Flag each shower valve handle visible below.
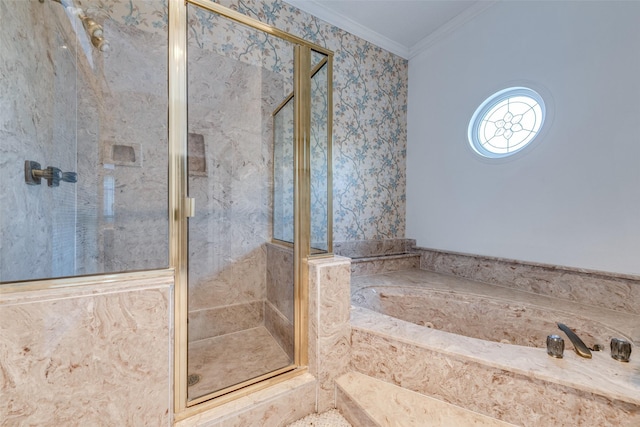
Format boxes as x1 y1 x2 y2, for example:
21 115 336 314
25 161 78 186
62 171 78 183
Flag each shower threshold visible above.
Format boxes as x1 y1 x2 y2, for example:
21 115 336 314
187 326 292 400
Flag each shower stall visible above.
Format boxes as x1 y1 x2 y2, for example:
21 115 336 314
0 0 332 413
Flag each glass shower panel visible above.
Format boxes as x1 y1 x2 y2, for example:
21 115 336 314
0 0 168 283
310 55 330 253
273 97 294 244
186 3 296 400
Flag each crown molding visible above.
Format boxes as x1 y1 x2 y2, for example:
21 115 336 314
408 0 498 59
285 0 410 59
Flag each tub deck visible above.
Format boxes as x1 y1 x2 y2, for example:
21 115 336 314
350 268 640 412
352 268 639 345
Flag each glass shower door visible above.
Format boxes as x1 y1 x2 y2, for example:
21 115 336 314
185 2 296 401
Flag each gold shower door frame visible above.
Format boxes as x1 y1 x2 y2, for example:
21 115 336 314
169 0 333 417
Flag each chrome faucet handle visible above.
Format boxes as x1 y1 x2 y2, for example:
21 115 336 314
546 334 564 358
611 338 632 362
62 171 78 183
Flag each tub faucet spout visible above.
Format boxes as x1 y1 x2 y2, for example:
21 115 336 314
557 323 592 358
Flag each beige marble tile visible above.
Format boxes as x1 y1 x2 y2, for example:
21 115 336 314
308 256 352 412
350 306 640 426
189 300 264 341
336 386 378 426
265 300 294 360
336 372 517 426
176 373 317 427
334 239 416 259
351 269 639 345
188 326 292 400
351 253 420 277
316 328 351 412
353 284 630 349
418 247 640 315
0 275 173 426
189 246 267 311
266 243 295 321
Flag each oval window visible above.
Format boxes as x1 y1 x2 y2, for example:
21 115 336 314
468 87 546 158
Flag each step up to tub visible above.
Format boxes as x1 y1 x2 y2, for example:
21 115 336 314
350 253 421 276
335 372 516 427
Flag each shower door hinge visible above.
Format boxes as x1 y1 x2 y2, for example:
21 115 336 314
184 197 195 218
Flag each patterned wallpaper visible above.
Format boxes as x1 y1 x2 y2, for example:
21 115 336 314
107 0 408 241
221 0 409 241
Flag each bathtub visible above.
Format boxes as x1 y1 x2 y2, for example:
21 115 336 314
349 269 640 426
352 285 628 349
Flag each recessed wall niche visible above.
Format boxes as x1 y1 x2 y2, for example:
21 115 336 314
103 142 142 167
188 132 207 176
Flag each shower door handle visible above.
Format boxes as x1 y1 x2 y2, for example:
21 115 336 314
184 197 195 218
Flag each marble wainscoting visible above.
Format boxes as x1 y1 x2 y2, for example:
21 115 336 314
308 256 352 412
0 271 174 426
417 247 640 315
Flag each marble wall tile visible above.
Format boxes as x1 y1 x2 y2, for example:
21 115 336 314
0 0 77 282
189 246 267 312
265 300 294 360
335 386 379 427
334 239 415 259
0 273 173 426
265 244 295 358
266 243 295 321
308 256 352 412
418 247 640 315
175 373 316 427
336 371 517 426
1 0 170 282
189 301 264 342
350 327 640 426
350 254 420 277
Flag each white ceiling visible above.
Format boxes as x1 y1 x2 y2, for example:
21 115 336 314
285 0 496 59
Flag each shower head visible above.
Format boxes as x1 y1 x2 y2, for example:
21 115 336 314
82 17 103 38
41 0 110 53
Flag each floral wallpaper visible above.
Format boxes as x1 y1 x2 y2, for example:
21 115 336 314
102 0 408 242
217 0 409 241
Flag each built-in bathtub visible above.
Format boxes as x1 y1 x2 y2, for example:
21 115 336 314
349 269 640 426
352 285 630 349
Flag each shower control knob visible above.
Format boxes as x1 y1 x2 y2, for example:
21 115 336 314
62 172 78 183
547 334 565 358
611 338 632 362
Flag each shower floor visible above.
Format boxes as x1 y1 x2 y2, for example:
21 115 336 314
187 326 292 400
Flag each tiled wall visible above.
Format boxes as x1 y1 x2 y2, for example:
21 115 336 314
0 0 77 282
265 243 295 359
0 273 174 425
417 247 640 315
1 0 169 282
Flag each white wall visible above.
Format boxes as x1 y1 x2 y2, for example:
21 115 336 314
407 1 640 275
